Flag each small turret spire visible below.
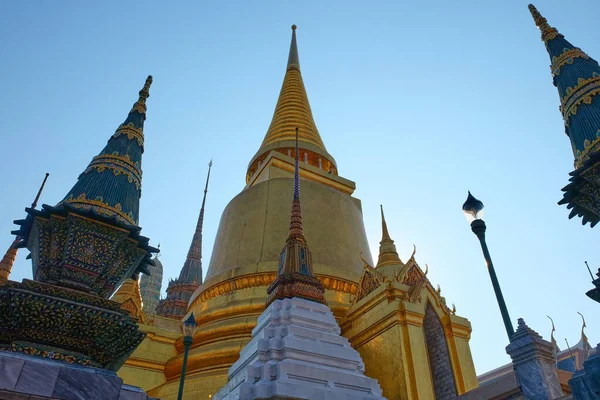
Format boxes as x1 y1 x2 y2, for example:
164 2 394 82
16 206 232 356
376 205 403 268
289 128 304 239
380 205 391 241
178 160 212 284
266 128 326 306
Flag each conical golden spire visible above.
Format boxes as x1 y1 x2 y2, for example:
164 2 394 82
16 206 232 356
248 25 337 181
112 278 145 323
376 205 403 268
0 238 19 284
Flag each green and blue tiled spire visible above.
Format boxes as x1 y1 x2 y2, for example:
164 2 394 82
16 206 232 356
12 76 157 297
58 76 152 227
4 77 156 370
529 5 600 227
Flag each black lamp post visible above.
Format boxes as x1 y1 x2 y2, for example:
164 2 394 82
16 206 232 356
177 312 197 400
462 192 515 340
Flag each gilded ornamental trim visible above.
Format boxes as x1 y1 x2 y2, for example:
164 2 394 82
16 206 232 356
62 193 136 226
113 122 144 147
190 272 357 308
86 153 143 190
551 48 589 76
575 133 600 168
561 75 600 125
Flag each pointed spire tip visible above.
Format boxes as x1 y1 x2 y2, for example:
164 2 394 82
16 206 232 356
292 24 297 31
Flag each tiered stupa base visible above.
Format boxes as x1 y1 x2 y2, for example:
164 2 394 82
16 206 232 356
214 297 385 400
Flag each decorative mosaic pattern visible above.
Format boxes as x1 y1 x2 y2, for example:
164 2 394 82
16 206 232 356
0 280 145 370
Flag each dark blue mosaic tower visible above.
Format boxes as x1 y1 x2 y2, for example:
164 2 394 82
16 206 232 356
2 76 157 372
529 5 600 228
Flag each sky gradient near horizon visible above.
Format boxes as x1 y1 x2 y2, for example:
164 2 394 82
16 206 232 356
1 1 598 375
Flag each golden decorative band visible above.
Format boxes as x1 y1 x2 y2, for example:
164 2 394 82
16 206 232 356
561 75 600 125
86 153 142 190
113 122 144 147
131 101 147 115
190 272 357 308
575 133 600 168
551 48 589 76
62 193 136 225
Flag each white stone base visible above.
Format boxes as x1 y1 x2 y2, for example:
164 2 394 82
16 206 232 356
214 297 385 400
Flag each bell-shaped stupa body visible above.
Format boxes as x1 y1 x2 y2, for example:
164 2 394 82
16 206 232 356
170 25 373 388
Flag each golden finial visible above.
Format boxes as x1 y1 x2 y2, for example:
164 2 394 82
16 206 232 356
528 4 560 42
291 24 297 31
410 244 416 260
380 205 392 242
131 75 153 115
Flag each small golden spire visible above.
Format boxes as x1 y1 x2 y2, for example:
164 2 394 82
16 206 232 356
380 205 392 241
131 75 153 115
528 4 560 42
376 205 403 268
0 238 20 284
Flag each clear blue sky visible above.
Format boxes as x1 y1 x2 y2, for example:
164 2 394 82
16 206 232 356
1 1 597 375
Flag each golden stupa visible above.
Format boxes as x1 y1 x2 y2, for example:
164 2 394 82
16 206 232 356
118 26 478 400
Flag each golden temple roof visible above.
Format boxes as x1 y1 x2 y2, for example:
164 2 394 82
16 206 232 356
248 25 336 177
112 278 145 323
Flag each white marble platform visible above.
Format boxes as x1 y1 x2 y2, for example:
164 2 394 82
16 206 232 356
214 297 385 400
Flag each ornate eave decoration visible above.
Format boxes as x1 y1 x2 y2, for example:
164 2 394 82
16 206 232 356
558 150 600 227
12 205 156 297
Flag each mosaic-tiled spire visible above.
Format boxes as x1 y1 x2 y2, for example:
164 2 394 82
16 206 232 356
376 205 403 268
266 128 326 306
179 160 212 284
530 5 600 227
529 5 600 167
247 25 337 181
59 76 153 227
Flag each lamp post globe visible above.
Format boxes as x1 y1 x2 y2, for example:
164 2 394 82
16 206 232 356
462 192 514 340
177 312 197 400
